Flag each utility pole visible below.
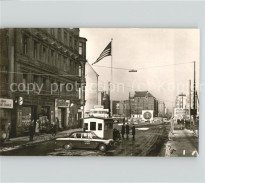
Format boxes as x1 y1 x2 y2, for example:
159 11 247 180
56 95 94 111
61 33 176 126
189 80 191 129
109 38 113 118
193 61 197 131
108 81 111 117
129 92 131 118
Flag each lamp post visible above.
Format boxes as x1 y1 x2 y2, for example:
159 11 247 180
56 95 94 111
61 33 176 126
193 61 197 132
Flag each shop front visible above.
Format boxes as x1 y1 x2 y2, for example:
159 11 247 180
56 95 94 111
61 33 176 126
55 99 80 130
0 98 13 138
14 96 54 136
55 99 70 129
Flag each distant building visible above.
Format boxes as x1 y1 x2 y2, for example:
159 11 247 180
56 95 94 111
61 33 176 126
97 91 110 111
158 101 166 117
112 100 124 116
175 93 188 109
130 91 158 118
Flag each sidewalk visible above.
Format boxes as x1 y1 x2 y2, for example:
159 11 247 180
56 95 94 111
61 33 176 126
162 128 199 157
0 128 81 153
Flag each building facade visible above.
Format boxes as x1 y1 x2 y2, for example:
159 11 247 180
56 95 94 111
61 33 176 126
175 93 188 109
130 91 158 117
158 101 166 117
0 28 87 137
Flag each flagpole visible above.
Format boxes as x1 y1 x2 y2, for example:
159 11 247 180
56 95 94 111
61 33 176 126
110 38 113 117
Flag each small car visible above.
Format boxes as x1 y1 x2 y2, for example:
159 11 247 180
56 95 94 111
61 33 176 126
55 131 114 152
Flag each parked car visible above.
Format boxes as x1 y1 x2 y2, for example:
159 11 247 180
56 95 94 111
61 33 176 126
55 131 114 152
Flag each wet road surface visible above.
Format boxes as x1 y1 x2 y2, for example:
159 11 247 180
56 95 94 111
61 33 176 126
1 123 169 156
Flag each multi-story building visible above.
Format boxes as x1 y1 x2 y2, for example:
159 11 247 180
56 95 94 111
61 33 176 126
131 91 158 117
0 28 87 137
175 93 188 109
158 101 166 117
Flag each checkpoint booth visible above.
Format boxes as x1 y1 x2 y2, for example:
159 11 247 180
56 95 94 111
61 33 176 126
81 117 113 139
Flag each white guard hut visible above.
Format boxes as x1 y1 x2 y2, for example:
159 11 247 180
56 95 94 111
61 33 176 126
82 117 113 139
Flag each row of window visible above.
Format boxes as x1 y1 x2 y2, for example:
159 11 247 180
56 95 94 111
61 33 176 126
48 28 78 50
22 35 82 76
21 74 80 95
83 122 113 131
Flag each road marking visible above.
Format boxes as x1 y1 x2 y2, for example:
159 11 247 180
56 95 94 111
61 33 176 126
136 128 149 131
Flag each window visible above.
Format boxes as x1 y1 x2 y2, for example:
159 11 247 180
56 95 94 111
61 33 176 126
22 74 27 90
42 77 47 93
82 133 88 138
76 133 81 138
33 41 38 59
74 40 77 49
50 80 55 91
69 36 72 47
90 122 96 130
51 50 55 65
63 57 66 71
57 82 61 95
33 75 38 85
23 35 28 55
58 29 62 40
98 123 102 131
70 133 77 138
64 31 67 45
42 46 47 62
57 54 60 67
88 133 96 139
78 65 82 77
84 123 88 130
79 42 83 55
50 29 54 36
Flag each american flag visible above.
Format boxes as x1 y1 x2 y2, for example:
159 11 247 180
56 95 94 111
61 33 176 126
92 41 111 65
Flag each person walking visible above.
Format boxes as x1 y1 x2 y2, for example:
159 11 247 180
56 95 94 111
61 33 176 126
29 122 34 141
52 122 57 136
121 123 125 140
35 120 40 136
132 124 136 141
5 123 11 141
55 117 60 130
126 123 130 140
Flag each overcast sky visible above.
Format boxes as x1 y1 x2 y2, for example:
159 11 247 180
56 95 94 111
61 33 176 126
80 28 200 112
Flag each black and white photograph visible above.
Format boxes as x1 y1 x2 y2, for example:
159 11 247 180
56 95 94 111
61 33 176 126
0 28 200 157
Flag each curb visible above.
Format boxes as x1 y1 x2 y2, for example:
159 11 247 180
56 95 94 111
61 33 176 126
0 132 70 153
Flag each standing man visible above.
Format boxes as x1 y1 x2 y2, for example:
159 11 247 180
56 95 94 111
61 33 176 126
126 123 130 140
52 122 57 136
121 123 125 140
132 124 136 141
29 122 34 141
5 123 11 141
35 120 40 136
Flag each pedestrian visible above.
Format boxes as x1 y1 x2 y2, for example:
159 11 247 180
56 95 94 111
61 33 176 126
52 122 57 136
5 122 11 141
56 117 60 130
126 123 130 140
121 123 125 140
35 120 40 136
29 122 34 141
132 124 136 141
113 128 117 141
